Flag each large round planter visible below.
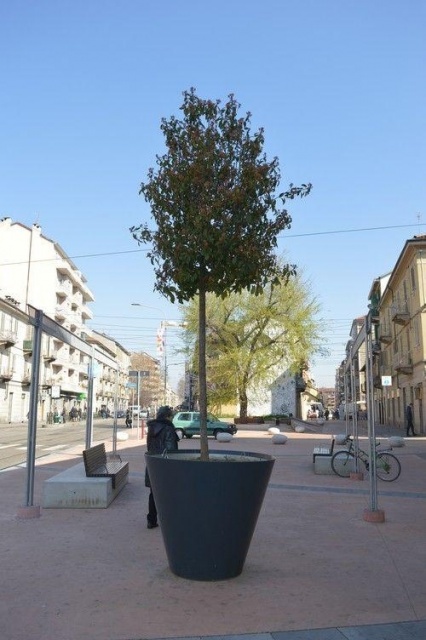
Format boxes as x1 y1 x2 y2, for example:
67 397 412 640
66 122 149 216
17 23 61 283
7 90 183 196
145 449 275 581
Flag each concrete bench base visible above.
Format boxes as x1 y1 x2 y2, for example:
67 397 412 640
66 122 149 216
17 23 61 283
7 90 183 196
315 455 356 476
314 455 334 474
42 462 128 509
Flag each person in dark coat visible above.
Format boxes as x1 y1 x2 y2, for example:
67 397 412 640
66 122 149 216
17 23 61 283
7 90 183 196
145 405 178 529
406 403 416 436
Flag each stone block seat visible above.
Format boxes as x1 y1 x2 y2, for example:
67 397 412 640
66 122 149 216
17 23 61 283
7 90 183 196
42 444 129 509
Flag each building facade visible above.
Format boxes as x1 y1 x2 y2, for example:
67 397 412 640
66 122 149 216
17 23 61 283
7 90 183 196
0 218 130 423
374 237 426 432
338 236 426 434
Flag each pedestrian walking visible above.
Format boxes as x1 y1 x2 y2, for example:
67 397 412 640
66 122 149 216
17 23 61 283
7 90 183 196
406 402 416 436
145 405 178 529
125 409 132 428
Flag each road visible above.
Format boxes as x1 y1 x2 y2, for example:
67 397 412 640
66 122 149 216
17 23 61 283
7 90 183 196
0 418 135 471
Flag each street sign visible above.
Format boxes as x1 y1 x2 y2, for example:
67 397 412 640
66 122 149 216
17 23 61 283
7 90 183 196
126 382 137 388
88 362 100 378
381 375 392 386
129 370 150 377
51 385 61 399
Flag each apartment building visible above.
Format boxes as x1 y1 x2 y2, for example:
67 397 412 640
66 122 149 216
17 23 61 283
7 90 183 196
338 236 426 434
0 218 130 423
0 297 33 422
374 237 426 432
84 330 131 413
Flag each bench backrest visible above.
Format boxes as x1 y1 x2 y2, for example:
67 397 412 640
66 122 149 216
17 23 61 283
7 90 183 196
83 443 107 475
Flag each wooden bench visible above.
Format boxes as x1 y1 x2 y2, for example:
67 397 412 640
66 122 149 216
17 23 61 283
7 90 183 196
83 443 129 490
312 438 335 463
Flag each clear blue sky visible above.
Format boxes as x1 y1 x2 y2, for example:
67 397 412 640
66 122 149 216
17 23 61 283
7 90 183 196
1 1 425 392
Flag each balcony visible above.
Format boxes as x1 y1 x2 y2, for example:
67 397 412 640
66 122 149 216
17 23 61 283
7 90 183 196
379 327 392 343
56 278 71 297
22 373 31 386
23 339 33 355
0 329 18 347
43 351 57 363
394 355 413 375
69 310 81 325
42 377 54 388
60 378 80 392
81 305 93 320
391 304 410 325
57 261 75 280
0 369 14 381
54 305 67 321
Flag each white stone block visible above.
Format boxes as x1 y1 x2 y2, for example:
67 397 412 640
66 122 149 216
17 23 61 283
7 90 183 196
388 436 405 448
294 425 305 433
116 431 129 441
314 455 333 474
42 462 128 509
272 433 288 444
268 427 280 435
217 432 233 442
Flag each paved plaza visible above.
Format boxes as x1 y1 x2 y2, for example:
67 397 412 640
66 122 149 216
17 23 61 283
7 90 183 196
1 421 426 640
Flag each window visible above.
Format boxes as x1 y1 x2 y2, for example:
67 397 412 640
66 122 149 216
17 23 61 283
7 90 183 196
413 316 420 347
410 266 416 292
403 280 408 302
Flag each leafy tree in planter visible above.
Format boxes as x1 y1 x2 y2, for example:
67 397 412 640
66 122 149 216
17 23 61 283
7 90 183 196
131 88 311 460
182 272 323 419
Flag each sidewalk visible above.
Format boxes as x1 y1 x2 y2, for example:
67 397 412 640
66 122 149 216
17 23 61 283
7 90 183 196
1 422 426 640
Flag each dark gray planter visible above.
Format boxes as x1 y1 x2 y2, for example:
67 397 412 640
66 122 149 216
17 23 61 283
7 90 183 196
145 449 275 581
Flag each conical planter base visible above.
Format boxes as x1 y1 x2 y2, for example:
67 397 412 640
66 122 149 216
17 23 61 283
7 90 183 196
145 449 275 581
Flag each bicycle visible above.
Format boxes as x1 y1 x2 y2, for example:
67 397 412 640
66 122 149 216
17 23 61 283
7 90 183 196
331 435 401 482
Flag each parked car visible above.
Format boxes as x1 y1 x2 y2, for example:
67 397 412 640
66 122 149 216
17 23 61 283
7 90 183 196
128 406 149 418
113 410 126 419
172 411 237 439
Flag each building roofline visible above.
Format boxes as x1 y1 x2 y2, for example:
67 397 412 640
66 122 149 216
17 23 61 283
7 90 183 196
381 235 426 301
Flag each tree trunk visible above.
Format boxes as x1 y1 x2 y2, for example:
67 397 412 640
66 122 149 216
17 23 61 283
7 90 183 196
239 390 248 419
198 287 209 460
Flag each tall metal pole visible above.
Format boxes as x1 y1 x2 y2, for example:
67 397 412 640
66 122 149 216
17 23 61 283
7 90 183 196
112 368 119 454
136 371 141 439
85 347 95 450
344 354 350 436
365 314 379 510
350 345 360 473
24 309 43 508
363 310 385 522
